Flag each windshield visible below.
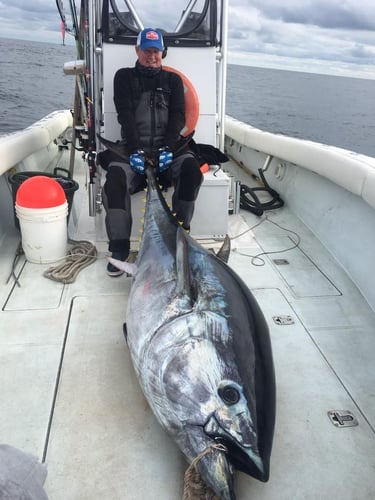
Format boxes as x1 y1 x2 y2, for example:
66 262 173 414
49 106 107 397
103 0 217 47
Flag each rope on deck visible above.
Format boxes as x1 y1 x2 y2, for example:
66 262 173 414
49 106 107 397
183 443 228 500
43 239 97 283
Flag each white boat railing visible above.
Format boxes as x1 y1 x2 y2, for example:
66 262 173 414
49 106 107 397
0 111 73 176
225 115 375 211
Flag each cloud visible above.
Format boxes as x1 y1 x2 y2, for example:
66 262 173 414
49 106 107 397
0 0 60 41
248 0 375 31
227 0 375 77
0 0 375 78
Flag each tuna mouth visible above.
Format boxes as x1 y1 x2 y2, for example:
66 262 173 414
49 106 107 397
189 442 236 500
212 436 266 481
204 415 266 481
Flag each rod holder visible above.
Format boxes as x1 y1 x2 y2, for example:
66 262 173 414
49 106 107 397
88 182 96 216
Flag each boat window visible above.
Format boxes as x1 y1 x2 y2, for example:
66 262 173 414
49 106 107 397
102 0 217 47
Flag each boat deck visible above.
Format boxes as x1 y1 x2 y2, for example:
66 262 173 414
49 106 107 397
1 155 375 499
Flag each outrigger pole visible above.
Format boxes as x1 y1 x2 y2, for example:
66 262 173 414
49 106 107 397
217 0 229 151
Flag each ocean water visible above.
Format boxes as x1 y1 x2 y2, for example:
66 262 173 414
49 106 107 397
1 37 375 157
226 64 375 157
0 38 76 134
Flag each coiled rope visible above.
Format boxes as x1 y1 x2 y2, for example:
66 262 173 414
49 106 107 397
183 443 228 500
43 239 97 283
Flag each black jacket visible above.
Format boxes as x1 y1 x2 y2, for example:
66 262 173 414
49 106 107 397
113 65 185 155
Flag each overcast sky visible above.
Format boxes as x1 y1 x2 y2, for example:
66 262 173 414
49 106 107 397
1 0 375 79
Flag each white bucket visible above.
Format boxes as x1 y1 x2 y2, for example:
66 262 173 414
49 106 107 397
15 201 68 263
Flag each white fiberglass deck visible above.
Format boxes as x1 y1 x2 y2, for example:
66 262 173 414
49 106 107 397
1 158 375 499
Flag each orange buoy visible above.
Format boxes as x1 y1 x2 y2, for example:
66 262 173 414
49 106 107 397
16 176 66 208
163 65 199 137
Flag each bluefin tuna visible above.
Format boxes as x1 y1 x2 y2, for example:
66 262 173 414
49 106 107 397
109 164 276 499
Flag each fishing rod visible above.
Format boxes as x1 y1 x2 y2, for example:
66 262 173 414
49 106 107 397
55 0 78 41
56 0 97 214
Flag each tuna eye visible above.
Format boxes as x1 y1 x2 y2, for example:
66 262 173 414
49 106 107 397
218 385 240 405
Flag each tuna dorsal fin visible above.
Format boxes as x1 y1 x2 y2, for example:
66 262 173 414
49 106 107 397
216 234 231 263
176 227 192 299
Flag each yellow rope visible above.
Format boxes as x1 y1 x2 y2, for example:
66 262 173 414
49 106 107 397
183 443 228 500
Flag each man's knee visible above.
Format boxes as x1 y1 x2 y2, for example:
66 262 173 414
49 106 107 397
103 164 128 209
177 157 203 201
105 164 127 190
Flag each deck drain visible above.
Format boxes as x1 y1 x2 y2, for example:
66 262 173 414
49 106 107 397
272 315 295 325
328 410 358 428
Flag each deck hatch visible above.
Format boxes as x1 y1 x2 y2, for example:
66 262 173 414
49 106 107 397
256 235 341 298
3 261 64 311
273 258 289 265
272 315 295 325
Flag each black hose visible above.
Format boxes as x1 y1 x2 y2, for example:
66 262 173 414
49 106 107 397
240 169 284 216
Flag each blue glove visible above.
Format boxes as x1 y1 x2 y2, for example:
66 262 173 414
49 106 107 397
129 151 145 174
158 149 173 172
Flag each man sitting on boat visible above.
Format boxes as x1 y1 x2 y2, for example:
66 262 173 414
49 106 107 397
101 28 203 277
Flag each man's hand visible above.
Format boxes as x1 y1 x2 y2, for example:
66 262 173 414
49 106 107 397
130 151 145 174
158 148 173 172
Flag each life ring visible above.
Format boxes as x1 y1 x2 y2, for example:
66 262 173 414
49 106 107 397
163 65 199 137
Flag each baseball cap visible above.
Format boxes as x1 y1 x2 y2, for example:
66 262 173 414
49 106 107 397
137 28 164 51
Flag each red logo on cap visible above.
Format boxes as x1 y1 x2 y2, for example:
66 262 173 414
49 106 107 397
146 31 159 40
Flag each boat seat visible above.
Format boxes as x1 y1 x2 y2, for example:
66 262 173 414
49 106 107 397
125 165 230 240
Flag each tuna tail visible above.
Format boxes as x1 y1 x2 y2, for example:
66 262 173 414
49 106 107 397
144 163 179 226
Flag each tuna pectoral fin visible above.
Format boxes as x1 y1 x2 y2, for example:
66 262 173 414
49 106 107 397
108 258 137 276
